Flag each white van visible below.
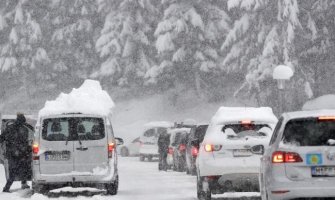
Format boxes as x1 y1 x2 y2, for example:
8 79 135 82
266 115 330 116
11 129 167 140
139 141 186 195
32 113 123 195
139 121 173 161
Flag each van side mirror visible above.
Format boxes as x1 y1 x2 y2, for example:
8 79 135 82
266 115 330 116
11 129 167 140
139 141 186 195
251 145 265 155
115 137 124 145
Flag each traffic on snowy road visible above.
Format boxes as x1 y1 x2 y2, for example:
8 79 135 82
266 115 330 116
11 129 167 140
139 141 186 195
0 80 334 200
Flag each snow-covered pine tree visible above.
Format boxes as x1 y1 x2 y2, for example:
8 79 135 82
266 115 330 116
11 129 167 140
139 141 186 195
47 0 101 91
297 0 335 97
0 0 49 98
151 0 230 98
222 0 303 111
95 0 159 88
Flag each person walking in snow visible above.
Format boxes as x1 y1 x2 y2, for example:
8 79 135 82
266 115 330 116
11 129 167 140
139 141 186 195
158 129 170 171
0 113 31 192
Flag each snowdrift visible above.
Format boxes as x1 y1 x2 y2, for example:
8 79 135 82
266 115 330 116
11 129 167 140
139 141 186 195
38 79 115 119
302 94 335 111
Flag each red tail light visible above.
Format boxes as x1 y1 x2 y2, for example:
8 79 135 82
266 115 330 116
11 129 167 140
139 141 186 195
168 147 174 155
272 151 303 163
32 144 39 161
179 144 186 151
318 116 335 121
32 144 39 154
204 144 222 152
191 147 198 156
108 143 115 158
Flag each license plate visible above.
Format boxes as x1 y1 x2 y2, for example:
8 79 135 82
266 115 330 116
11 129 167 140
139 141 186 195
233 149 252 157
45 151 70 161
312 166 335 177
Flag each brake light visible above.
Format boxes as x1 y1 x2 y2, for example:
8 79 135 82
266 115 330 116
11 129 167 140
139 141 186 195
32 144 39 161
318 116 335 121
179 144 186 151
168 147 174 155
240 120 252 124
272 151 303 163
204 144 222 152
32 144 39 154
191 147 198 156
108 143 115 158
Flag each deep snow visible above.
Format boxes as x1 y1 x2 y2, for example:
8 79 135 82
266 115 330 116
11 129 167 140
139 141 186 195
0 157 260 200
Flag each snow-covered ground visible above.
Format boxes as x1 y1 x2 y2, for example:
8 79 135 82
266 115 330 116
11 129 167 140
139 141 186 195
0 157 260 200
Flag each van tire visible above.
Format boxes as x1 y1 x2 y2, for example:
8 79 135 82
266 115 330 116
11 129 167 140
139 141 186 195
120 147 129 157
106 175 119 195
32 182 49 195
139 155 145 161
147 155 153 162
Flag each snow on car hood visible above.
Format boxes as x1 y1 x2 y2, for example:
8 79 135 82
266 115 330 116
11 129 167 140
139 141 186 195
38 79 115 120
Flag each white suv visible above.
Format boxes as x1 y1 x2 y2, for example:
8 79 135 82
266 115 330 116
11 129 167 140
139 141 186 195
260 110 335 200
197 107 277 200
139 121 173 161
32 113 123 195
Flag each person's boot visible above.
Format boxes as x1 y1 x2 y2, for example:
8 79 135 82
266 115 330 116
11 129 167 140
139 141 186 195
2 187 10 193
21 183 30 189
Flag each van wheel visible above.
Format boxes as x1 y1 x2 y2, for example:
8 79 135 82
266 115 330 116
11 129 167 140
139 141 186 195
120 147 129 157
197 176 211 200
106 175 119 195
148 156 153 162
139 155 145 161
32 182 49 195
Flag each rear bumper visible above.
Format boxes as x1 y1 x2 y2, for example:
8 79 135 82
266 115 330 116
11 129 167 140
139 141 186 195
33 167 116 184
268 180 335 200
199 158 260 176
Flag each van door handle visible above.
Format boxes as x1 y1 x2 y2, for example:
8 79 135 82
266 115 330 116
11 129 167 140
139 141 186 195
76 147 88 151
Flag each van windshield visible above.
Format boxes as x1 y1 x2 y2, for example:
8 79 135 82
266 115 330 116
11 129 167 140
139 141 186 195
282 118 335 146
42 117 105 141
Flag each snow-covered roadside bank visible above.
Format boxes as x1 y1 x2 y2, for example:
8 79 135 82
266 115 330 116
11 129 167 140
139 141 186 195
0 157 260 200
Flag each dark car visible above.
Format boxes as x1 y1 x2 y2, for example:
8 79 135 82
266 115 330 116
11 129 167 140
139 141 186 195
185 124 208 175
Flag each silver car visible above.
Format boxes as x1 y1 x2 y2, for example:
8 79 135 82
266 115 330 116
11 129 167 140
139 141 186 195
259 110 335 200
32 113 123 195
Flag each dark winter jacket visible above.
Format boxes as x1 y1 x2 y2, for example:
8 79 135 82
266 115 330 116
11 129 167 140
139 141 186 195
0 121 31 160
158 132 170 154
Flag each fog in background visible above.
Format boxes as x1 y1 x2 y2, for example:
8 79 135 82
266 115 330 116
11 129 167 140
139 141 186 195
0 0 334 120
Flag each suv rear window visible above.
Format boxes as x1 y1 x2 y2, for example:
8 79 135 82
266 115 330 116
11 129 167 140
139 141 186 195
222 124 272 139
282 118 335 146
42 117 105 141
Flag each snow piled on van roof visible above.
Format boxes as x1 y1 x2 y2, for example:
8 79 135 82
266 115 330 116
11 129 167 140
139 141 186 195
211 107 277 124
38 79 115 118
302 94 335 111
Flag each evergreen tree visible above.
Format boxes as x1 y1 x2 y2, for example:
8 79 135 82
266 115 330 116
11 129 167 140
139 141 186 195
47 0 101 91
151 0 230 97
0 0 49 98
95 0 159 88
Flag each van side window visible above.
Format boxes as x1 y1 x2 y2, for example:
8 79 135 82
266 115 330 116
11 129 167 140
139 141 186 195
269 117 284 145
144 129 155 137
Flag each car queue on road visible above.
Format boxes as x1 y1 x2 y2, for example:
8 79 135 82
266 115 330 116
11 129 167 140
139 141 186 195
131 106 335 200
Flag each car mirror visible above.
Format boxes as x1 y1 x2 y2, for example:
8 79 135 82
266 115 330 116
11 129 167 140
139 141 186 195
251 145 265 155
115 137 124 146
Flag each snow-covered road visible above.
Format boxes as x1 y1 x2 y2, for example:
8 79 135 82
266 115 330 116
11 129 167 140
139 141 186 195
0 157 260 200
